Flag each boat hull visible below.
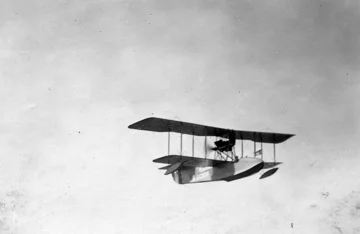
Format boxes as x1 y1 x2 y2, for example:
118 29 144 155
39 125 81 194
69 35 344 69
172 157 264 184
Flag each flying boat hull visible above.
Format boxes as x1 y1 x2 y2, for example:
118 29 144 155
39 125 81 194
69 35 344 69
172 157 264 184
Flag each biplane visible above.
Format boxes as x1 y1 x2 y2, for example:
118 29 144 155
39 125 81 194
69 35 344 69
128 117 294 184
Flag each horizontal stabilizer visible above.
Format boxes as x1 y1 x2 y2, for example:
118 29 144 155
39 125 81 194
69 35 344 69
153 155 226 167
158 165 171 170
164 161 184 175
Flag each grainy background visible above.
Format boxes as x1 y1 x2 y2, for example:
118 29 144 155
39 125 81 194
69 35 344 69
0 0 359 233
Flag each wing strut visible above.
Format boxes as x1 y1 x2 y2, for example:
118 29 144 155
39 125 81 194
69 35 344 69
192 134 194 157
204 129 207 159
273 134 276 166
179 121 183 158
180 133 183 156
168 131 170 155
260 134 263 160
241 132 244 158
253 132 256 158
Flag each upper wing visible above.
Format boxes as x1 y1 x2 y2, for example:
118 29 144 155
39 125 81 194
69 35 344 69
153 155 226 167
128 117 294 144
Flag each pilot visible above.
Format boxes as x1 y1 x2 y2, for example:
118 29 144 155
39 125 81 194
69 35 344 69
228 130 236 146
214 130 236 151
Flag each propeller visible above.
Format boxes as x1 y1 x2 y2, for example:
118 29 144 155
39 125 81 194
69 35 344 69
204 139 217 158
206 141 217 151
206 138 232 152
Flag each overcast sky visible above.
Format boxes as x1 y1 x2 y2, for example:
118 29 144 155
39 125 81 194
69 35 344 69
0 0 359 233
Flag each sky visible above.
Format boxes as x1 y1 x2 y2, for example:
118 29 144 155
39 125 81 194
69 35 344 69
0 0 359 233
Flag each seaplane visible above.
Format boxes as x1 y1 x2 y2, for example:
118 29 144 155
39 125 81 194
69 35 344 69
128 117 294 184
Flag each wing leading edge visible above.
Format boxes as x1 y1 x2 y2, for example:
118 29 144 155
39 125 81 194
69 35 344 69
128 117 294 144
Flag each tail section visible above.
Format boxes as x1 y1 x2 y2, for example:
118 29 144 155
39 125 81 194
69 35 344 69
164 161 185 175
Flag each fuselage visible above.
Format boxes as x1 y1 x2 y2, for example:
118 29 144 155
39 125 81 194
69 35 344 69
172 157 264 184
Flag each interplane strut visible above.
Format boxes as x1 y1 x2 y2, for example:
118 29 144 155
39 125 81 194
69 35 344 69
129 117 293 165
